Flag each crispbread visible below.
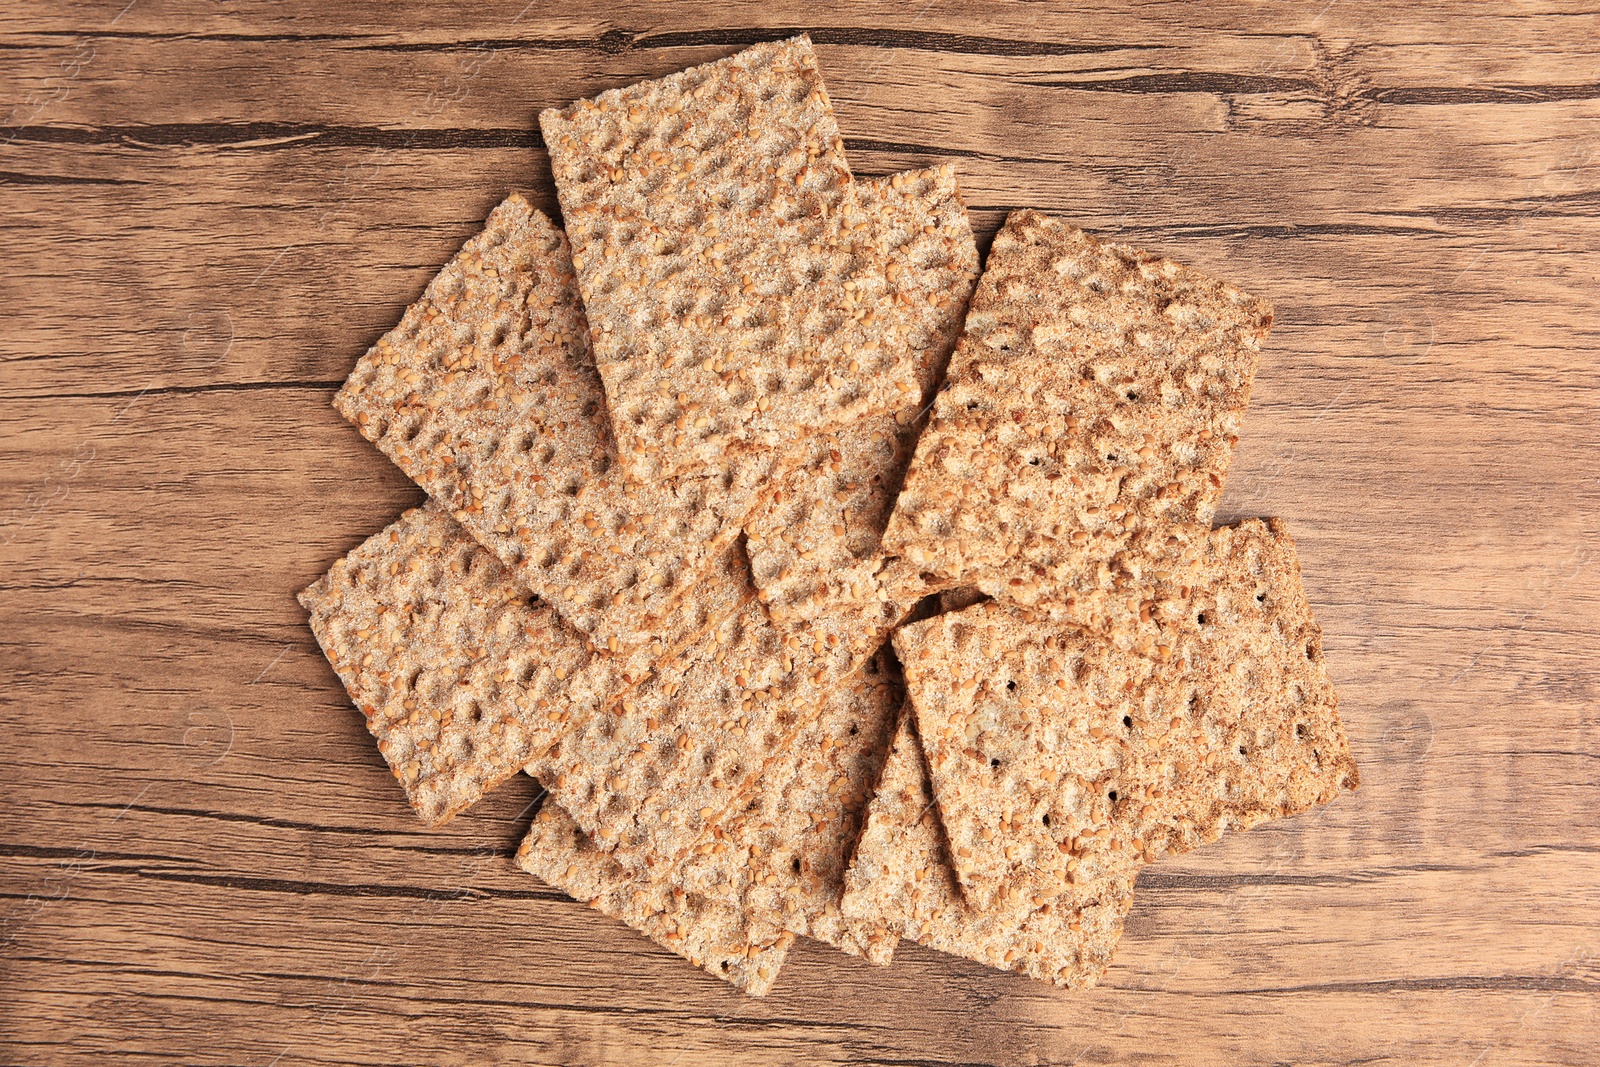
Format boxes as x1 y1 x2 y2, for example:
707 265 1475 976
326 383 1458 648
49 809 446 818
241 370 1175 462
743 167 979 628
893 518 1358 909
838 713 1138 987
855 166 979 403
882 210 1273 593
541 37 927 483
671 646 904 963
516 801 792 995
529 567 886 883
298 504 597 827
299 503 754 827
334 194 775 658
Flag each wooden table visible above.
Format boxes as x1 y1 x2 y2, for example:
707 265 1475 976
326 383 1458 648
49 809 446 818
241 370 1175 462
4 4 1597 1064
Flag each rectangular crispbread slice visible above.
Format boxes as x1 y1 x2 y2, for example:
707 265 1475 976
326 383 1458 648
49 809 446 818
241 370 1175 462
892 518 1359 909
334 194 775 659
299 504 753 827
744 165 979 628
516 801 792 995
838 712 1138 987
540 36 927 484
668 646 904 963
528 568 887 883
882 210 1273 598
299 505 599 827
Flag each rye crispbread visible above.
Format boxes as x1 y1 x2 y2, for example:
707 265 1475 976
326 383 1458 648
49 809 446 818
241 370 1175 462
529 568 887 883
540 37 928 483
517 800 792 995
299 503 757 827
298 505 598 827
882 210 1273 596
669 645 904 962
304 36 1360 998
333 195 775 659
744 165 979 628
892 518 1358 908
838 713 1138 986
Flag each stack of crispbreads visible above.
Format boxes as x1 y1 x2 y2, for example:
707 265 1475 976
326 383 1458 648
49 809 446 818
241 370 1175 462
300 36 1358 996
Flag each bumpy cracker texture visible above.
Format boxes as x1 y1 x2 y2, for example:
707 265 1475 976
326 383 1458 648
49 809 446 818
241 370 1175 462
838 714 1137 987
745 165 979 627
894 518 1358 909
531 577 886 883
333 195 774 657
299 505 598 827
517 802 792 995
883 209 1273 593
542 37 925 482
672 647 904 963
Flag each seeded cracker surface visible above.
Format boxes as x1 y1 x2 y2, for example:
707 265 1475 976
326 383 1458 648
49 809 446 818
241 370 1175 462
517 802 792 995
529 569 886 883
300 504 759 826
667 646 904 961
299 506 599 827
541 36 926 483
882 210 1274 599
304 37 1365 998
893 518 1359 909
333 195 774 660
838 713 1138 987
745 164 979 628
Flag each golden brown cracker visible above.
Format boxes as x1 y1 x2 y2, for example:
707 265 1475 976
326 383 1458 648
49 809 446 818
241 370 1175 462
839 713 1138 987
893 518 1358 909
744 165 978 628
541 37 927 483
530 569 888 884
299 505 597 827
883 210 1272 591
671 646 904 963
517 801 792 995
334 194 774 660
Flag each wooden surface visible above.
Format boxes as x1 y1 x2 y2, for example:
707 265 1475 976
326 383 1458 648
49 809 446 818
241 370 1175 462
3 3 1598 1064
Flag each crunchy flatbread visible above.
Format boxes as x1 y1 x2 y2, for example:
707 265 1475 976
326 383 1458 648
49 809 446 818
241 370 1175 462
839 712 1138 986
528 568 887 883
334 194 769 660
894 518 1358 908
541 36 928 483
517 801 792 995
670 646 904 962
883 210 1273 598
299 505 599 826
744 164 979 627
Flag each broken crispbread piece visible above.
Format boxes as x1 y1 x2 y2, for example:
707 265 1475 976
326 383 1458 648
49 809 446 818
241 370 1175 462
893 518 1359 909
745 165 979 627
333 194 777 659
541 36 925 483
517 801 792 995
530 570 887 884
882 209 1273 592
671 645 904 963
838 713 1138 987
299 504 597 827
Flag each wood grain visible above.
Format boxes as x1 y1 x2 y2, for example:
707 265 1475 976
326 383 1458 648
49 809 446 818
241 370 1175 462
3 2 1598 1064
